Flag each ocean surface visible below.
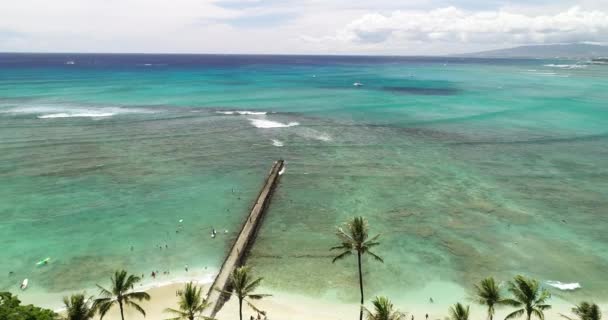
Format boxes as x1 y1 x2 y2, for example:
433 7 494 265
1 53 607 308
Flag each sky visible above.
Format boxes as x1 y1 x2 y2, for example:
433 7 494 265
1 0 608 55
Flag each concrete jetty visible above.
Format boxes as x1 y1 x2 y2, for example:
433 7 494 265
203 160 285 317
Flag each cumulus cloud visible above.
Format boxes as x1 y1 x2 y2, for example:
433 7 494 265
316 7 608 47
1 0 608 54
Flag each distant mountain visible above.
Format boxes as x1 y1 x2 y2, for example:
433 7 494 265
459 43 608 59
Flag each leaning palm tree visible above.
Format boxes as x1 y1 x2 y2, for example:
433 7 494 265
450 303 471 320
93 270 151 320
363 296 406 320
63 293 96 320
503 275 551 320
331 216 383 320
474 277 507 320
219 266 270 320
164 282 213 320
561 302 602 320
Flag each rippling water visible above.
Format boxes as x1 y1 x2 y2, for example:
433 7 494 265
1 54 607 307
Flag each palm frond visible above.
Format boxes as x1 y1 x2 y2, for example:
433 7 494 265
245 299 263 314
504 309 525 320
501 299 522 307
366 250 384 263
449 303 470 320
244 277 263 294
163 307 188 320
332 250 352 263
247 294 272 300
127 300 147 317
531 309 545 320
96 285 113 298
124 291 151 302
93 299 114 320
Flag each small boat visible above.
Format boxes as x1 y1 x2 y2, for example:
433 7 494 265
65 60 75 65
36 257 50 266
353 82 363 87
21 279 28 290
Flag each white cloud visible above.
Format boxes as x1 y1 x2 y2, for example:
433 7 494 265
1 0 608 54
314 6 608 50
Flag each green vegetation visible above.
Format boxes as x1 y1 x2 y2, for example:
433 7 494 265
449 303 471 320
93 270 150 320
164 282 213 320
561 302 602 320
220 266 270 320
3 217 605 320
331 216 383 320
503 275 551 320
474 277 508 320
0 292 57 320
363 296 406 320
62 294 95 320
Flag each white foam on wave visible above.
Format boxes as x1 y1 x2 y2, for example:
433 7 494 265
546 280 581 291
248 118 299 128
544 64 587 69
315 133 332 141
38 112 116 119
2 105 156 119
295 127 332 141
271 139 284 147
216 110 268 115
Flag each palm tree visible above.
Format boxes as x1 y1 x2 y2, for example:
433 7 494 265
561 302 602 320
331 216 383 320
220 266 270 320
93 270 151 320
62 294 96 320
363 296 406 320
474 277 507 320
503 275 551 320
164 282 213 320
450 303 471 320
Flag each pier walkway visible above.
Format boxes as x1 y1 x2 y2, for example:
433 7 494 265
203 160 284 317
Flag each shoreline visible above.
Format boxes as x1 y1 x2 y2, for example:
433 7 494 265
12 268 219 312
85 279 608 320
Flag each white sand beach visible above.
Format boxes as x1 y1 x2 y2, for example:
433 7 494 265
94 280 599 320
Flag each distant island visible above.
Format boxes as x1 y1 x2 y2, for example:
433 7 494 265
458 43 608 59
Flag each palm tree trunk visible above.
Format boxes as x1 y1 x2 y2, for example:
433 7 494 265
488 306 493 320
357 251 363 320
239 297 243 320
119 301 125 320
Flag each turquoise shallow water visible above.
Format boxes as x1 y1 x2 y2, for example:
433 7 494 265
1 54 607 308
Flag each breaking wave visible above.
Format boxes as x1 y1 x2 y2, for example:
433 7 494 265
248 119 299 128
1 105 157 119
546 281 581 291
543 64 587 69
216 110 268 115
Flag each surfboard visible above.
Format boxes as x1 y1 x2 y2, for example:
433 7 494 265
21 279 28 290
36 257 50 266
